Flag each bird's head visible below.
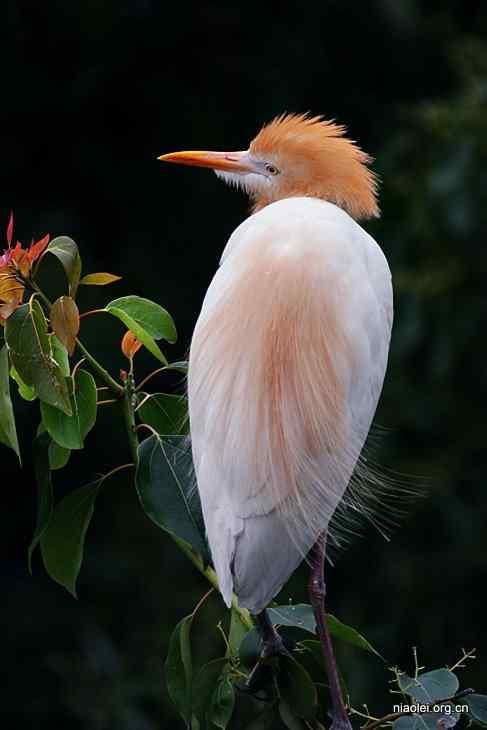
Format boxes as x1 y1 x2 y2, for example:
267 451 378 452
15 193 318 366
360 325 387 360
159 113 379 220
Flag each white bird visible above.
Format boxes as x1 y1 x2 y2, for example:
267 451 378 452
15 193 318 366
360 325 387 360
159 114 393 729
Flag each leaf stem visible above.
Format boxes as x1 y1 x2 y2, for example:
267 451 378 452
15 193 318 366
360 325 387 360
135 366 168 391
98 462 134 483
79 308 106 320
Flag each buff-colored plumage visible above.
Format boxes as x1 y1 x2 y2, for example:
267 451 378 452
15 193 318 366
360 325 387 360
249 114 379 218
160 114 392 612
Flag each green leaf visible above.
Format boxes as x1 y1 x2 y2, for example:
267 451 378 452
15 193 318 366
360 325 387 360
40 369 97 449
239 628 262 668
10 366 36 401
80 272 121 286
465 694 487 726
211 674 235 729
165 614 194 725
268 604 383 659
0 346 21 461
278 654 317 720
326 613 383 660
5 299 72 415
136 392 188 435
268 604 316 632
50 335 70 376
106 295 177 343
192 658 227 722
49 440 71 470
105 293 178 364
397 669 459 703
28 432 53 572
135 435 210 562
43 236 82 297
105 307 168 364
40 481 100 596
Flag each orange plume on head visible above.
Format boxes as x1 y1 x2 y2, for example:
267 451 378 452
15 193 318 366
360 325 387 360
249 113 379 219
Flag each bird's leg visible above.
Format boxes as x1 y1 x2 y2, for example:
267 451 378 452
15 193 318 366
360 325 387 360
245 609 288 692
254 609 286 657
308 532 352 730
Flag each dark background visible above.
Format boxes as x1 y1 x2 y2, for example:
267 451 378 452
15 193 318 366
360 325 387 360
2 1 487 727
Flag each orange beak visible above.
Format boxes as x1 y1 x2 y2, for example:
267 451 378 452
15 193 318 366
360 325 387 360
157 149 253 173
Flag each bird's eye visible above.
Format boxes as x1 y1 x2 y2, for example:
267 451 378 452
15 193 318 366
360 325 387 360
265 163 280 176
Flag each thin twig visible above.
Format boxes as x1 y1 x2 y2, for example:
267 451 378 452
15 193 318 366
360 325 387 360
362 711 407 730
413 647 425 679
448 648 477 673
135 366 168 391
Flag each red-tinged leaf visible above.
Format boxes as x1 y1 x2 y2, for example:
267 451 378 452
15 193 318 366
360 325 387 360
50 296 80 356
28 234 50 262
0 299 22 322
0 264 24 307
80 272 121 286
11 246 31 277
121 330 142 359
6 211 13 247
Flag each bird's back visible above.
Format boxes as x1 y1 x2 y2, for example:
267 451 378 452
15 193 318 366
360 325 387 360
188 197 393 612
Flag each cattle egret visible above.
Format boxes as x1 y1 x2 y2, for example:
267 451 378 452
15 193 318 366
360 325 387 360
159 114 392 729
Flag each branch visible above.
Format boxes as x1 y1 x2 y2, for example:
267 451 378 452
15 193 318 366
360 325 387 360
362 711 407 730
75 338 123 396
172 534 253 631
121 372 139 465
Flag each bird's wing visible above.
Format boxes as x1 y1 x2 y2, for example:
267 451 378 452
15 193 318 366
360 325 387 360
188 198 393 611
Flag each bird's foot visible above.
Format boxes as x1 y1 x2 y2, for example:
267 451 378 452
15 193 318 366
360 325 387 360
260 631 290 659
328 712 353 730
245 633 292 691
